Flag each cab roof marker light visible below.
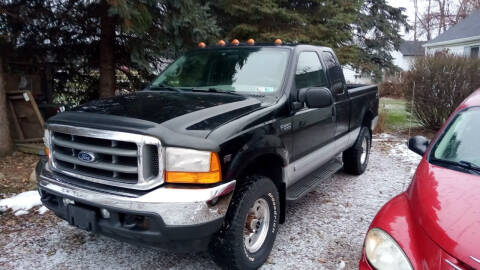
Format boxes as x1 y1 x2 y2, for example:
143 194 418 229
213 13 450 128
274 39 283 45
198 42 206 48
247 38 255 45
217 40 226 46
231 39 239 46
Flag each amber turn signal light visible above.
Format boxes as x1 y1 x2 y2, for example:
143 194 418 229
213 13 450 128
44 146 50 160
165 153 222 184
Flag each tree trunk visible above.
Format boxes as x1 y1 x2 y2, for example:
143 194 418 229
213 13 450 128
0 55 14 157
98 2 116 98
413 0 418 41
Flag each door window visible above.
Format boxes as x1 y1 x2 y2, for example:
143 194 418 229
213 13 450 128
295 52 326 90
322 51 345 94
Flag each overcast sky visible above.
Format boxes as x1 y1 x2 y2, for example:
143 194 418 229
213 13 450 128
387 0 428 40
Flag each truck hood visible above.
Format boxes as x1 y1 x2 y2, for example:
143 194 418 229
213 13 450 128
71 91 262 133
408 159 480 265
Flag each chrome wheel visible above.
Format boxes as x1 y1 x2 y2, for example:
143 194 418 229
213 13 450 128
360 136 368 164
244 198 270 253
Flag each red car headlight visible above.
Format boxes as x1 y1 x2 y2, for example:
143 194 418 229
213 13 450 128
365 228 413 270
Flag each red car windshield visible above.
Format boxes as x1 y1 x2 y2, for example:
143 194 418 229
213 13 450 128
430 107 480 174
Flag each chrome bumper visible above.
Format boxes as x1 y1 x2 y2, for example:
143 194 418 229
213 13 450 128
38 164 235 226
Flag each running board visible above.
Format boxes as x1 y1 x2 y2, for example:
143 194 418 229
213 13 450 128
286 158 343 201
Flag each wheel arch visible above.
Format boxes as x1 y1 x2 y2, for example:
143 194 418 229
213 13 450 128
236 153 287 224
362 109 375 133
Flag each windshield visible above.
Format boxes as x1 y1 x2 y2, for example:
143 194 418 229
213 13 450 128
151 48 290 93
431 107 480 172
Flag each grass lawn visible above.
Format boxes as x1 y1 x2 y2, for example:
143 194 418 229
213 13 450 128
378 97 420 132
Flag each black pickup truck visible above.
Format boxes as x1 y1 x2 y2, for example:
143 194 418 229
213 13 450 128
38 43 378 269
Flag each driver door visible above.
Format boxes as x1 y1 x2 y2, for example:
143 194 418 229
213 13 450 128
290 51 336 183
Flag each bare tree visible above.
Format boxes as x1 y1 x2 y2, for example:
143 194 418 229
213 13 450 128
436 0 454 35
417 0 435 40
451 0 480 23
416 0 480 40
414 0 419 41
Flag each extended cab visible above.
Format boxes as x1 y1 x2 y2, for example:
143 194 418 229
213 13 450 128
38 43 378 269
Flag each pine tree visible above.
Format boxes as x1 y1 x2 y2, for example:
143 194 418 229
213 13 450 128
97 0 219 97
354 0 410 80
211 0 408 80
0 0 220 101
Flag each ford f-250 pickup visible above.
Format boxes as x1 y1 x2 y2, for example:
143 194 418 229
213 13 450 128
37 42 378 269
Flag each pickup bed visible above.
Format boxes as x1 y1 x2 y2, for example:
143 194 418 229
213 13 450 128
37 43 378 269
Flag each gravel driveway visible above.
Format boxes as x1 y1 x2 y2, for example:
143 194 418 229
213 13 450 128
0 134 421 270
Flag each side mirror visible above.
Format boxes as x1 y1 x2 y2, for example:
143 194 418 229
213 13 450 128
408 136 429 156
298 87 333 108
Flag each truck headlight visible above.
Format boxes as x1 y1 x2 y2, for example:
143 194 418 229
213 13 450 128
365 228 412 270
165 147 221 184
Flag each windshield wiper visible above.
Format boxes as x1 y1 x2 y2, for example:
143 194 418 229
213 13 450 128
147 84 183 93
458 160 480 172
431 158 480 174
189 87 241 96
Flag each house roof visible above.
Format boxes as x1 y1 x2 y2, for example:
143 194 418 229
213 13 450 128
425 9 480 47
399 40 426 56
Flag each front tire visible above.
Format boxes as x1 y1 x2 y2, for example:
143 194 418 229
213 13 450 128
211 176 280 270
343 126 371 175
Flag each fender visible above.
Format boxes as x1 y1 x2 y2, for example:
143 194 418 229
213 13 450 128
367 193 444 269
221 129 289 181
210 95 292 181
221 128 289 224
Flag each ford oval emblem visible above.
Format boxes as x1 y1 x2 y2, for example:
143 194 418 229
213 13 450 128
78 151 96 163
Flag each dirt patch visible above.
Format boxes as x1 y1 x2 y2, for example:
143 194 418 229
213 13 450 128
0 209 58 234
0 152 39 195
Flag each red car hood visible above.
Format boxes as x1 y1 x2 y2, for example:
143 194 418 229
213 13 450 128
408 159 480 266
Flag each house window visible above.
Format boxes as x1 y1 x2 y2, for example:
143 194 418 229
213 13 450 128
471 47 479 59
465 46 479 58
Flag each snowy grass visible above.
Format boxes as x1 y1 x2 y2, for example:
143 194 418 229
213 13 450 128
379 98 420 131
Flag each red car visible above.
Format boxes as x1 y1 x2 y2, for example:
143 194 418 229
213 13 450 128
360 90 480 270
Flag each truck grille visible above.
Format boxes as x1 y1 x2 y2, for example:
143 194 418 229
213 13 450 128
46 125 163 190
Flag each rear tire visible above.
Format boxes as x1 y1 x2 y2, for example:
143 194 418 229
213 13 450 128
210 176 280 270
343 126 371 175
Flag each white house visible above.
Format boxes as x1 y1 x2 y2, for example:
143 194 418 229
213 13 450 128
342 40 425 83
342 65 373 84
423 9 480 58
392 40 426 70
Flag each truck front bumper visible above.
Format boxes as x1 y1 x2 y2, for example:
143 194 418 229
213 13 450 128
36 160 236 252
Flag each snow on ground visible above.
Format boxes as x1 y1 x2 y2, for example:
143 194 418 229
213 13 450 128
0 191 45 216
373 133 422 177
372 133 395 141
389 142 422 167
0 134 421 270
